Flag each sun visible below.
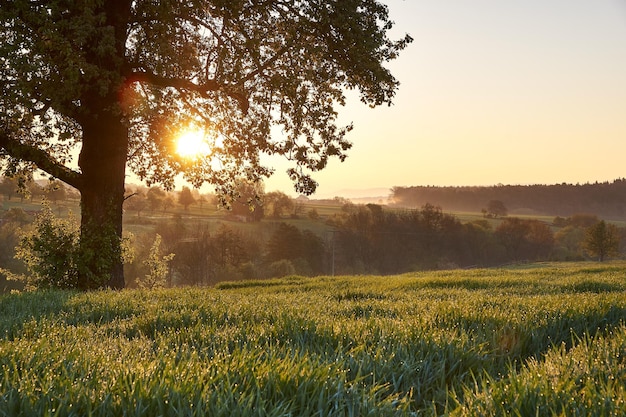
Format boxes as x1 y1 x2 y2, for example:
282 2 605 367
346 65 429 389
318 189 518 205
175 129 210 159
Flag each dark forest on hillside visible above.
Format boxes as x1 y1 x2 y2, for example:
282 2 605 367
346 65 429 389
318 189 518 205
391 179 626 219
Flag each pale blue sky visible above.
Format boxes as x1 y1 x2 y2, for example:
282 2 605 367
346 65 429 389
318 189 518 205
265 1 626 197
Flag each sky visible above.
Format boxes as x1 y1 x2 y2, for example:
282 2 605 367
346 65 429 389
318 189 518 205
264 0 626 198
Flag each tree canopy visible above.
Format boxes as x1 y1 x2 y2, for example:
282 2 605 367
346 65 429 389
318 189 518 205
486 200 507 218
178 186 196 210
583 220 620 262
1 0 411 194
0 0 410 288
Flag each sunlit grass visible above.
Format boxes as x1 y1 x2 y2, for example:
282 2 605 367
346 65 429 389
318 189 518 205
1 262 626 415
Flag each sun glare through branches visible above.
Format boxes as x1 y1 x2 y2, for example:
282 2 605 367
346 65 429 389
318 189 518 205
175 129 211 159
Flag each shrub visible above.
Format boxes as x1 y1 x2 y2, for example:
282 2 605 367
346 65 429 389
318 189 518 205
136 234 175 289
6 204 135 290
267 259 296 278
13 204 80 289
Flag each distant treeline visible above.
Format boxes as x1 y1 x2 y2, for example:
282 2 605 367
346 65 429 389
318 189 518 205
329 204 552 274
391 179 626 219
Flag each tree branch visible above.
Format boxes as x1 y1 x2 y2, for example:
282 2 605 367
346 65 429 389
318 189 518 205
0 129 84 190
239 43 291 84
126 70 249 114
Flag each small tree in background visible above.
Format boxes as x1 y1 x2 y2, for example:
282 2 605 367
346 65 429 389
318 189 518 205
178 186 196 211
44 180 67 204
265 191 294 218
0 177 19 201
485 200 508 218
28 181 45 202
230 181 265 222
162 196 175 213
495 217 554 261
583 220 619 261
196 193 207 209
124 191 148 218
146 187 166 212
137 234 175 289
554 225 585 257
267 223 303 262
0 212 29 281
267 259 296 278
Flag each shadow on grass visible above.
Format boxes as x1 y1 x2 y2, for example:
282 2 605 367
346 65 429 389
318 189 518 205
0 290 75 340
0 289 148 339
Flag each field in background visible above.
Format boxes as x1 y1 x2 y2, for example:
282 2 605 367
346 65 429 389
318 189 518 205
10 192 621 245
1 262 626 416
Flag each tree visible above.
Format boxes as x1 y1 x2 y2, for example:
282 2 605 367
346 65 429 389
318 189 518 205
178 186 196 211
485 200 508 218
265 223 326 275
14 205 80 289
137 234 175 289
3 207 30 226
230 180 265 222
212 224 249 269
44 180 67 204
308 208 320 221
0 211 28 279
124 191 147 217
169 226 213 286
0 1 410 289
300 229 326 275
267 223 303 263
495 218 554 261
264 191 294 218
568 214 599 228
146 187 166 212
28 181 45 202
196 193 207 209
0 177 18 200
555 225 585 256
525 219 555 259
583 220 620 261
162 195 175 213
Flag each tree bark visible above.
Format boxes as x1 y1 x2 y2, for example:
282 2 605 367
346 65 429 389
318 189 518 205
77 110 128 289
72 0 132 290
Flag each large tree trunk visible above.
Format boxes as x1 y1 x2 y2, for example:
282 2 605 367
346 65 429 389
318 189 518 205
77 111 129 290
72 0 132 290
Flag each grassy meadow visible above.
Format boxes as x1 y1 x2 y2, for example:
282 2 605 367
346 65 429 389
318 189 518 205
1 262 626 416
